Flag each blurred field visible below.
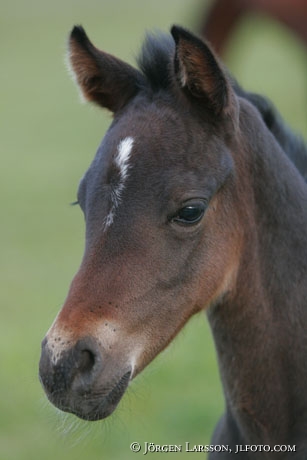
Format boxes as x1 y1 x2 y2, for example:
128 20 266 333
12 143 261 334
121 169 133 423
1 1 306 459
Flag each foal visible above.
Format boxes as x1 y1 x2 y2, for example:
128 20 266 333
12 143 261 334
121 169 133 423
39 25 307 458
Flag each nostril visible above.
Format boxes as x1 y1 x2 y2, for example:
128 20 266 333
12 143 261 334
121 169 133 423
39 337 102 398
77 349 96 374
71 341 102 392
73 338 102 381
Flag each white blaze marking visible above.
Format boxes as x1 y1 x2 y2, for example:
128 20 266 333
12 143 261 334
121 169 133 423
115 137 134 182
103 137 134 229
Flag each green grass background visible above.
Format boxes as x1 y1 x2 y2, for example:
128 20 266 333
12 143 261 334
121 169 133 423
1 1 306 459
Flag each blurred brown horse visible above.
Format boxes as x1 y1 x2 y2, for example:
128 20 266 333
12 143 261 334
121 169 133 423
200 0 307 54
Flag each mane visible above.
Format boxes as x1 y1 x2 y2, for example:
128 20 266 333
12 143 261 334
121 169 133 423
234 82 307 181
136 31 175 91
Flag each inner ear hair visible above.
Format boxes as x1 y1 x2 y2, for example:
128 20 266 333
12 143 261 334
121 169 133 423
68 25 142 112
171 25 229 116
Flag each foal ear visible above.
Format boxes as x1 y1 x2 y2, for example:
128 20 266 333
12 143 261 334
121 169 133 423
171 26 231 116
68 26 142 112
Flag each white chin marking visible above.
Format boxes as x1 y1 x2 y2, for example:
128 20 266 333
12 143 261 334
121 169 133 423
104 137 134 230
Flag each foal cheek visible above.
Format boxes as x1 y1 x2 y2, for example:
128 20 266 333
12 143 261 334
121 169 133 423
187 204 242 310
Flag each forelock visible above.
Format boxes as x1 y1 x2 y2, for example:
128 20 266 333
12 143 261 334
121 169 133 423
136 31 175 91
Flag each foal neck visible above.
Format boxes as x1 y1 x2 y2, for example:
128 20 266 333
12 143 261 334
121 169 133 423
208 102 307 448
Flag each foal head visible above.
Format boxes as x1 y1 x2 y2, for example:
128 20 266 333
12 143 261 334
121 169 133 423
39 26 243 421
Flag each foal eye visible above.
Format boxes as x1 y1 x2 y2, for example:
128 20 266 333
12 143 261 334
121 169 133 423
171 202 206 225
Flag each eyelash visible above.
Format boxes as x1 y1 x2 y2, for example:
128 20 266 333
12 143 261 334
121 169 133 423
70 200 79 206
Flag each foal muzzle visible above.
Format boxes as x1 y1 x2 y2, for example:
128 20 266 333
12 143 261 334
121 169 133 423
39 336 131 420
